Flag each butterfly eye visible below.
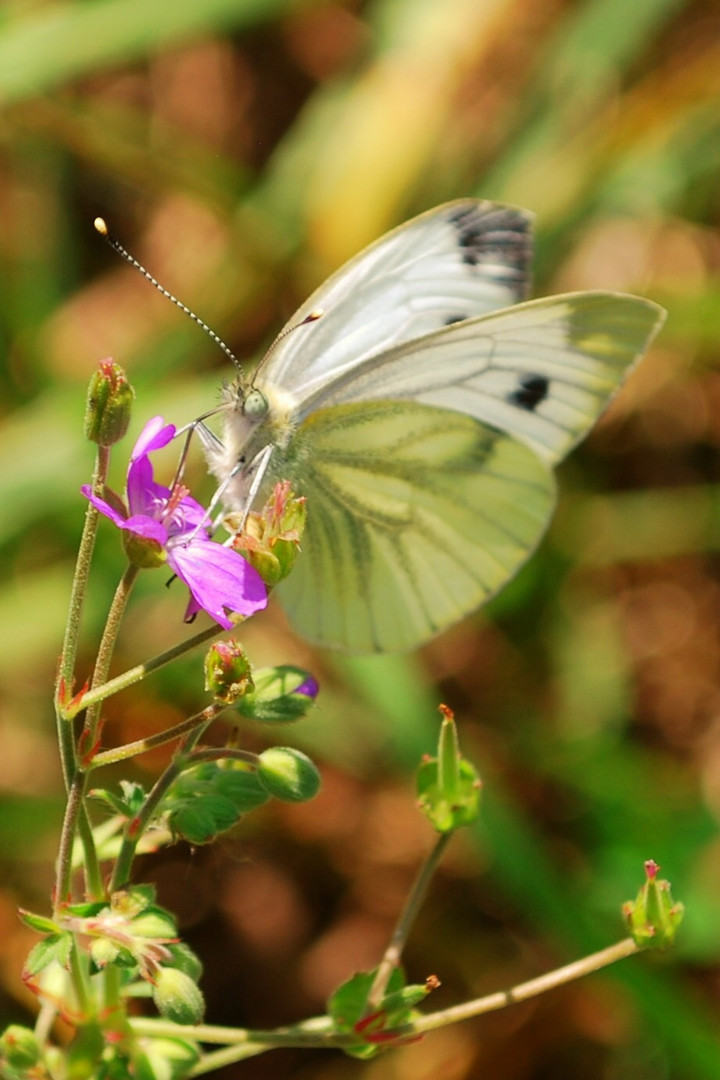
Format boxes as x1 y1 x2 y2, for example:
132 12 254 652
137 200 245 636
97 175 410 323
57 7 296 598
243 388 269 420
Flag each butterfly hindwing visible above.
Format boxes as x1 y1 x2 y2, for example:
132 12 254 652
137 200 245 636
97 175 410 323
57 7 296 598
294 293 666 465
271 400 555 652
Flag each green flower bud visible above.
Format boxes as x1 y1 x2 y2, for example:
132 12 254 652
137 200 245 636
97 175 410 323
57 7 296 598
123 532 167 569
0 1025 42 1070
416 706 482 833
84 359 134 446
257 747 321 802
132 1037 200 1080
623 859 684 949
230 482 307 587
89 936 122 969
152 967 205 1026
204 640 254 704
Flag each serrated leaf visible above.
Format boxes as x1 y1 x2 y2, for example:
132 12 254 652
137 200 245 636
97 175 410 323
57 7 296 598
24 932 72 977
88 787 135 816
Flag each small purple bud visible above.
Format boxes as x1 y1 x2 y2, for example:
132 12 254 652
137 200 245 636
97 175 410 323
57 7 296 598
295 675 319 699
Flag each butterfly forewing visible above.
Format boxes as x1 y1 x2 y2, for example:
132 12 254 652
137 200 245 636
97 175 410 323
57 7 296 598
272 401 555 652
261 201 532 400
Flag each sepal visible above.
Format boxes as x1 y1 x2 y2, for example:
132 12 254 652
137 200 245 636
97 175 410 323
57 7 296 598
416 706 481 832
622 859 684 949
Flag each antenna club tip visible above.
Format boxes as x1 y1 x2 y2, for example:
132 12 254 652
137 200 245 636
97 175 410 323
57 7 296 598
94 217 108 236
307 308 324 322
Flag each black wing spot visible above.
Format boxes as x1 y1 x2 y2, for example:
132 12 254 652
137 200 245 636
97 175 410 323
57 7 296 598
508 374 549 412
444 313 469 325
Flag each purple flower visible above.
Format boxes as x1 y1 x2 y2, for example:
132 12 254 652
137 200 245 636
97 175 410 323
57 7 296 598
82 416 267 629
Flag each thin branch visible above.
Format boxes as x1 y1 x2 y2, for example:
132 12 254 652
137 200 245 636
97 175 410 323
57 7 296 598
63 623 224 720
365 831 452 1012
129 936 643 1073
89 707 223 769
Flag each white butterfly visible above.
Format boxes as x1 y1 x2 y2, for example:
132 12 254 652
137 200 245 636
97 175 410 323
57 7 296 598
199 200 665 653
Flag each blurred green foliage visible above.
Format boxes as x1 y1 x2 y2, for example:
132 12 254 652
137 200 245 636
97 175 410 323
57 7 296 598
0 0 719 1077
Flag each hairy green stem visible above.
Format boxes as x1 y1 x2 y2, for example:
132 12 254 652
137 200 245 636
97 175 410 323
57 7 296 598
68 936 93 1018
84 563 140 746
89 707 223 769
57 564 140 902
364 830 452 1013
53 445 109 788
54 773 85 912
108 713 215 891
63 623 223 720
53 444 109 825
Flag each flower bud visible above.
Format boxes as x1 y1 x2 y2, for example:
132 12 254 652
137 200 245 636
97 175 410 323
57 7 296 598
0 1025 42 1071
257 747 321 802
416 706 481 833
237 665 319 724
204 640 254 704
132 1037 199 1080
623 859 684 948
123 532 167 569
230 482 307 587
84 359 134 446
89 936 121 969
152 967 205 1026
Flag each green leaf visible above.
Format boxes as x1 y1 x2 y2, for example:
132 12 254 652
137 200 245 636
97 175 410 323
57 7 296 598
17 909 61 934
24 932 72 977
213 767 270 811
327 968 407 1059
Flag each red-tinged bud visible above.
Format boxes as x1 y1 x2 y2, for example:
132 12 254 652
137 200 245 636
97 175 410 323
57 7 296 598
204 640 254 704
623 860 684 948
0 1025 42 1071
84 359 134 446
416 706 481 832
230 482 307 587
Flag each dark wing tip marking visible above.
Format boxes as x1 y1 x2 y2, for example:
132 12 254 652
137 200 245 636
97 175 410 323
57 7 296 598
508 373 550 412
445 202 533 285
444 313 469 325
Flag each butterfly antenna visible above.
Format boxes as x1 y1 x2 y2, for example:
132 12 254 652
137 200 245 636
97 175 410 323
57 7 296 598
250 308 324 389
94 217 242 372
